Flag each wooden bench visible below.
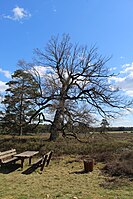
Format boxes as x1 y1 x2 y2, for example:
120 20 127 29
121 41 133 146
0 149 19 165
33 151 53 172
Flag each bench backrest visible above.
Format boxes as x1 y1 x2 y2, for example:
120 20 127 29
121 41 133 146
0 149 17 162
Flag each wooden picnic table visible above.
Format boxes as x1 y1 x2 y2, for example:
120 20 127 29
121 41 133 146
14 151 39 169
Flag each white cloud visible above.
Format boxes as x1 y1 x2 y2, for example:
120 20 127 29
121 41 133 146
110 108 133 127
110 76 125 83
3 6 31 21
33 66 53 77
123 66 133 74
0 81 8 92
0 68 11 78
122 63 132 68
110 62 133 96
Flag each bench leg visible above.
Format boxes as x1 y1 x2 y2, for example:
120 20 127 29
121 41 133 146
40 155 48 172
20 159 24 169
29 157 32 165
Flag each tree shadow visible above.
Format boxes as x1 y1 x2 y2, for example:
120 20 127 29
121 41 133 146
0 163 21 174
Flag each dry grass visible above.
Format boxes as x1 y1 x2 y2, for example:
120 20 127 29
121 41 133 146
0 156 133 199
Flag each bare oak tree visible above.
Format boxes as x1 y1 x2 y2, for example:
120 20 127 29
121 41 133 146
21 34 131 141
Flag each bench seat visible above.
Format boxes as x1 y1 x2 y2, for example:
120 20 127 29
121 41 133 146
2 157 19 165
32 158 43 168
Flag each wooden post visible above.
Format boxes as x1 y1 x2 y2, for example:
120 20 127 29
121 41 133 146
83 159 94 173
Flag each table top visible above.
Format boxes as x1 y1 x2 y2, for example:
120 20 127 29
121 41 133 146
15 151 39 158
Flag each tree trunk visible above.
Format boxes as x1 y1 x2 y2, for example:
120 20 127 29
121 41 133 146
49 126 59 141
19 126 23 136
49 97 65 141
49 108 63 141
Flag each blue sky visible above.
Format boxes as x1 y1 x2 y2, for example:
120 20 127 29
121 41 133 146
0 0 133 127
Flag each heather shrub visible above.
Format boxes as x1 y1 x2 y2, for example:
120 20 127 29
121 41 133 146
102 150 133 177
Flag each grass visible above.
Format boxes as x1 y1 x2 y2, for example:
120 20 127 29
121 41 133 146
0 132 133 199
0 156 133 199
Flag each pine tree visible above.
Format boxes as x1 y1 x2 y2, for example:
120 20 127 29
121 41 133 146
2 69 40 135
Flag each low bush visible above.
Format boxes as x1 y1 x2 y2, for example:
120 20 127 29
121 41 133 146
1 133 133 180
102 150 133 177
